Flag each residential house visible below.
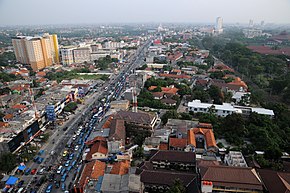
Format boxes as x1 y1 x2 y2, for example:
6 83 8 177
169 137 187 151
85 140 108 161
161 98 177 106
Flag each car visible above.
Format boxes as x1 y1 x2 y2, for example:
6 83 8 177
45 184 53 193
71 160 76 167
57 166 63 174
61 183 66 191
17 180 24 188
61 173 67 182
72 135 76 141
24 168 31 175
67 166 72 172
38 150 45 155
77 139 82 145
31 169 37 175
61 168 66 176
62 151 68 157
69 153 74 160
64 160 70 167
33 156 39 162
74 145 79 151
37 157 44 164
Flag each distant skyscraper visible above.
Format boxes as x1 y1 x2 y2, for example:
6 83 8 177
215 17 223 34
261 20 265 26
12 33 59 71
249 19 254 28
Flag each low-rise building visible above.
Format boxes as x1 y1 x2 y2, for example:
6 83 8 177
225 151 248 167
114 111 157 130
110 100 130 110
199 165 263 193
188 100 274 117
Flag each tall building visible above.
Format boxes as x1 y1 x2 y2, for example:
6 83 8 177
12 33 59 71
249 19 254 28
215 17 223 34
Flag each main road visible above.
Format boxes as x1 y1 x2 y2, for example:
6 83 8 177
17 37 152 193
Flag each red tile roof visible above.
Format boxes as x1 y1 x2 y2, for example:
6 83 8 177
79 160 106 187
247 46 290 56
110 160 130 175
169 138 187 149
102 116 113 129
159 143 168 150
11 104 26 109
3 114 13 120
36 71 46 77
187 127 217 148
85 141 108 161
0 122 9 128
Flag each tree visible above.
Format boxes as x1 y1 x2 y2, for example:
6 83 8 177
168 179 186 193
152 86 162 92
208 86 223 104
64 102 78 112
0 153 17 173
161 110 179 125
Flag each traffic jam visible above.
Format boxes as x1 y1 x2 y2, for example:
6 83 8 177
40 71 130 193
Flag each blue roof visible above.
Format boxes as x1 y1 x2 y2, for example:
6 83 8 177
6 176 18 185
18 165 26 171
95 176 104 192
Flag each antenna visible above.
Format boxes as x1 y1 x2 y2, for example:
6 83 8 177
132 80 138 113
28 85 39 119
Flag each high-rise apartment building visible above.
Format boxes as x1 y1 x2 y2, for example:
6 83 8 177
12 33 59 71
215 17 223 34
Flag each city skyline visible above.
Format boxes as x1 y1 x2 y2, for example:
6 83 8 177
0 0 290 26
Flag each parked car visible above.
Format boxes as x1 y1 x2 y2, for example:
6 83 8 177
17 180 24 188
31 169 37 175
24 168 31 175
61 183 66 191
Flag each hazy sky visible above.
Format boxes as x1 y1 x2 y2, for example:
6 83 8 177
0 0 290 25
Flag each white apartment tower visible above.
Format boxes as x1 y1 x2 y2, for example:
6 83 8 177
215 17 223 34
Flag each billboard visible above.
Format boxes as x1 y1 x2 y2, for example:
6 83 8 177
46 105 56 121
